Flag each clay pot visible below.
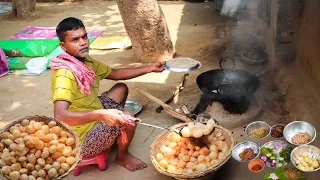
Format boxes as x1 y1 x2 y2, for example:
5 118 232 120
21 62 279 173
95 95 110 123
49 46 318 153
248 159 265 173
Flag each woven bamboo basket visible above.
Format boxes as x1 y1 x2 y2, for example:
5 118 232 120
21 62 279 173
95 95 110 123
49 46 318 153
150 123 235 179
0 115 82 180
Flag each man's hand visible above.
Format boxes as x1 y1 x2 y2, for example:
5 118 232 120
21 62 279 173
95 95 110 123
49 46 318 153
54 101 129 127
106 61 166 81
149 61 166 73
99 109 127 126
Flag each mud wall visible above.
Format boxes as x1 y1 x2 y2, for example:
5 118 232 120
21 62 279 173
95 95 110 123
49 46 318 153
266 0 320 121
295 0 320 86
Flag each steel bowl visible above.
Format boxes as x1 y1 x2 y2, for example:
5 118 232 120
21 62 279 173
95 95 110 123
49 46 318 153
124 100 143 115
270 124 285 138
283 121 316 146
245 121 271 139
232 141 260 162
291 145 320 172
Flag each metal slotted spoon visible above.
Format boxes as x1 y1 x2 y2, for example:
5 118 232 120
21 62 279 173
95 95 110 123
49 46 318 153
123 114 183 136
137 122 183 136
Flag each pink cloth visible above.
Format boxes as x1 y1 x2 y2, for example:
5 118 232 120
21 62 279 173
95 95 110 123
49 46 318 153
0 47 9 77
50 53 95 94
10 26 104 40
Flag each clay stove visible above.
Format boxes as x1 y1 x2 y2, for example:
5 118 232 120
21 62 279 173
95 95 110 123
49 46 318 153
192 94 262 128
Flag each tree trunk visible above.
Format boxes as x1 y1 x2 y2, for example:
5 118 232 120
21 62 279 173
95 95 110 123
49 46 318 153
116 0 175 62
12 0 36 17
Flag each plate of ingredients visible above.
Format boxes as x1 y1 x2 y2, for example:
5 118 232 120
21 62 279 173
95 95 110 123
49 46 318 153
260 140 293 168
263 167 306 180
124 100 143 115
164 57 201 72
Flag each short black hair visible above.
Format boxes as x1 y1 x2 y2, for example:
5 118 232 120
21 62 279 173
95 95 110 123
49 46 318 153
56 17 85 42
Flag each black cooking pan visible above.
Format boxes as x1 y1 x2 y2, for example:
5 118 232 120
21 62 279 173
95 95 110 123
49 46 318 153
196 57 260 101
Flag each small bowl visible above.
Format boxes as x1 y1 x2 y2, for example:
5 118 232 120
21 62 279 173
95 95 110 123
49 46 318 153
291 145 320 172
248 159 265 173
270 124 285 138
245 121 271 139
283 121 316 146
232 141 260 162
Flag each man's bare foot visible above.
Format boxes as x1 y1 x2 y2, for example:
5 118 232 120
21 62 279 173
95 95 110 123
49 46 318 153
116 153 147 171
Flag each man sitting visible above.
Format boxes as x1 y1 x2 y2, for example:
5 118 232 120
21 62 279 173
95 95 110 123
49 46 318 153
51 17 165 171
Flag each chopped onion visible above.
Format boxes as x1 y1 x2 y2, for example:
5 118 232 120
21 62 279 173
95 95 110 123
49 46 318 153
260 155 267 162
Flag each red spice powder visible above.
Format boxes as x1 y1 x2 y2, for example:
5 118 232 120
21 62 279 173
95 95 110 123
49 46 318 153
251 165 262 171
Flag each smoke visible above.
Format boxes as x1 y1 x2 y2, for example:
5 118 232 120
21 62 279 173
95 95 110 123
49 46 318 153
220 0 248 17
219 0 266 70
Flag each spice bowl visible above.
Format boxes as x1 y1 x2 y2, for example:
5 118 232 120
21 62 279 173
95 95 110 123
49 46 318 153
270 124 285 138
248 159 265 173
283 121 316 146
245 121 271 139
232 141 260 162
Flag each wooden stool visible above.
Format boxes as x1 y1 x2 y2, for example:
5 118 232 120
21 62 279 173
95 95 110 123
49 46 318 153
73 148 111 176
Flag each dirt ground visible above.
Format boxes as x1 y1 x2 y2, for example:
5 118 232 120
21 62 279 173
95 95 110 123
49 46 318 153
0 1 319 180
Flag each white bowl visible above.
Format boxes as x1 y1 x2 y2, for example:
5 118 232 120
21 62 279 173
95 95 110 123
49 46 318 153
291 145 320 172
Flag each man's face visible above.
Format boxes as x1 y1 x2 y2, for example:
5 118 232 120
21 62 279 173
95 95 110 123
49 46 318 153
60 27 89 59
